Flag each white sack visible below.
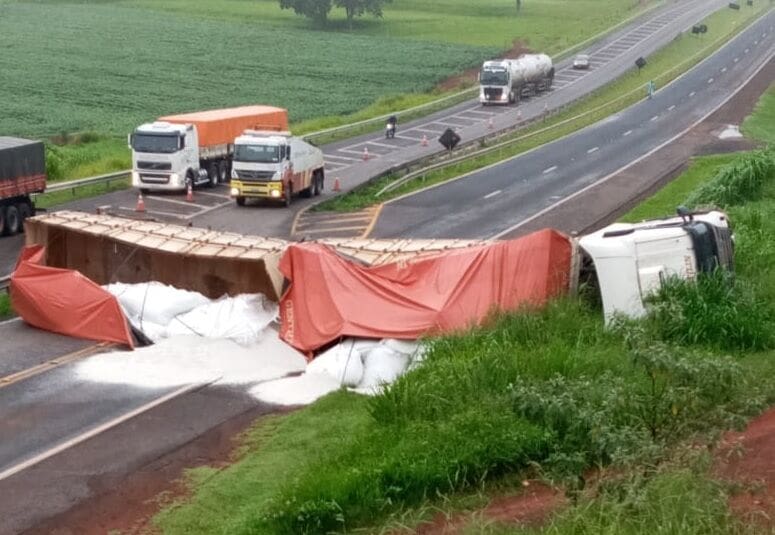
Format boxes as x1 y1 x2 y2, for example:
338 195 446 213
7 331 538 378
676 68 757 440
306 341 364 387
166 294 278 346
106 282 210 326
359 346 410 389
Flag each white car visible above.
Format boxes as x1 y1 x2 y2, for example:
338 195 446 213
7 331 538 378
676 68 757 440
573 54 590 69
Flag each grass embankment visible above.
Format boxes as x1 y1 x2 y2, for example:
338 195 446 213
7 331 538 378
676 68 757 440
316 3 769 213
155 93 775 533
0 293 13 321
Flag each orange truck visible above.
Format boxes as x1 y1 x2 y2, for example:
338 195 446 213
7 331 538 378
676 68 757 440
129 106 288 192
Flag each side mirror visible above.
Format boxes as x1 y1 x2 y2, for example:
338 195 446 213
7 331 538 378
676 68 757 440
127 134 133 149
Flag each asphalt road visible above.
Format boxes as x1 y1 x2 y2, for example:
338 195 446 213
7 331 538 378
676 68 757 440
374 11 775 240
0 0 729 280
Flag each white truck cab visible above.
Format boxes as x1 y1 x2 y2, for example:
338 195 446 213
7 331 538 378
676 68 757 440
129 122 200 192
580 209 734 321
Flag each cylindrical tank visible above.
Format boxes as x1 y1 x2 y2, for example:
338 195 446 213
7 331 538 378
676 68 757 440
506 54 553 85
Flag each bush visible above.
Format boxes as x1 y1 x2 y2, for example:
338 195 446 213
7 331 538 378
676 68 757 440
686 148 775 208
644 272 774 351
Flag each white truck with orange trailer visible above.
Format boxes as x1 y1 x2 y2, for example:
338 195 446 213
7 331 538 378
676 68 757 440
129 106 288 193
229 130 325 207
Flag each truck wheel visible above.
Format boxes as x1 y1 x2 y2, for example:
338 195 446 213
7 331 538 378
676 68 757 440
236 196 246 207
208 163 219 187
4 205 20 235
301 183 313 199
218 161 228 184
284 185 292 207
0 207 6 236
313 173 321 196
509 91 515 104
18 202 32 233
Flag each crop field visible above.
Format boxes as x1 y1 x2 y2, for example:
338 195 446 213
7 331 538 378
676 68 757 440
0 0 651 140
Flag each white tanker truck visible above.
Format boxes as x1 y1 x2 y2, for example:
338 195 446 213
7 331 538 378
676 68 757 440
479 53 554 105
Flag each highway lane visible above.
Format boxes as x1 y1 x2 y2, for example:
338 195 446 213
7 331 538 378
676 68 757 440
373 10 775 240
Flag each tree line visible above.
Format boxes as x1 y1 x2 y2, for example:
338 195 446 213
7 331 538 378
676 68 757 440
280 0 392 27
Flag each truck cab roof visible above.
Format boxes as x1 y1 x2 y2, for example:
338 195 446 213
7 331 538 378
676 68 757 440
134 122 188 135
235 130 292 145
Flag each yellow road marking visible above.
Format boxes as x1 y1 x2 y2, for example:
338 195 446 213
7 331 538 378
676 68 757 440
360 203 384 239
0 342 115 389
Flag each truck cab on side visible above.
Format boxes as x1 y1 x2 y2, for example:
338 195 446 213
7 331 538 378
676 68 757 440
0 137 46 236
230 131 325 207
579 209 734 321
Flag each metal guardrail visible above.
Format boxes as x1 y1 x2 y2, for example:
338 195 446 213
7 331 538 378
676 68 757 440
42 170 130 196
0 276 10 293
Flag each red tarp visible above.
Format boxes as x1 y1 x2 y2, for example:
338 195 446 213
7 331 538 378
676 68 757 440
279 229 573 352
10 245 134 348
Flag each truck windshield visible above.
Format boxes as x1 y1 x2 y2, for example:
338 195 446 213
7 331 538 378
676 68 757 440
480 70 508 85
234 144 280 163
132 134 180 154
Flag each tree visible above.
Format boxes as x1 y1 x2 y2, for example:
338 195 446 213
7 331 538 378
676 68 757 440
335 0 392 28
279 0 332 26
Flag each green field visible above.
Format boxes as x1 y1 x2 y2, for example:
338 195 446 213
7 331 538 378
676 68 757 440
153 87 775 534
0 0 651 142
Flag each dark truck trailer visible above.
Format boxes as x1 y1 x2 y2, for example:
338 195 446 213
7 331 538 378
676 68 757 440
0 137 46 236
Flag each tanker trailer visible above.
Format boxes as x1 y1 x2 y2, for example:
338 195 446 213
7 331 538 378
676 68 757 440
479 53 554 105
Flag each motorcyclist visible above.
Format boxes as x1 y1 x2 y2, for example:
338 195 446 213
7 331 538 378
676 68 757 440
386 114 398 138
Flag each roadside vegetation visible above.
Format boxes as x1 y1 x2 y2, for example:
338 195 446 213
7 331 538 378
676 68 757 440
315 2 769 213
0 293 13 321
154 85 775 534
1 0 655 183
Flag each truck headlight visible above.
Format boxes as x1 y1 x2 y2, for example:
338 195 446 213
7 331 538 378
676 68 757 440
230 187 240 196
270 189 281 198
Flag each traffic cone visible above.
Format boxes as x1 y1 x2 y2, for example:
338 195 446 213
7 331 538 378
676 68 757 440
421 134 428 147
135 192 146 213
333 177 341 192
362 147 370 161
488 117 494 129
186 183 194 202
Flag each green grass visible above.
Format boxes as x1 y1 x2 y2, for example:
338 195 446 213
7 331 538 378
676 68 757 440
45 136 130 182
742 83 775 144
316 3 770 213
35 177 131 209
0 293 13 321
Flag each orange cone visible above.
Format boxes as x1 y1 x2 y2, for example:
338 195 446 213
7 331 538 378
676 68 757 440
135 192 146 213
362 147 370 161
186 183 194 202
333 177 341 192
421 134 428 147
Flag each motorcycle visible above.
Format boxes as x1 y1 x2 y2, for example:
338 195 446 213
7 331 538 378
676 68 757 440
385 122 396 139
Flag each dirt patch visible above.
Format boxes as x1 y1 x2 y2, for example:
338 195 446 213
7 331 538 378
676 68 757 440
715 407 775 530
434 41 533 93
25 405 293 535
412 480 565 534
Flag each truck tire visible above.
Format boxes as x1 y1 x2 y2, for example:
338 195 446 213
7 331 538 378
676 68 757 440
313 172 321 196
208 163 219 187
4 205 20 235
509 90 516 104
301 183 313 199
284 185 292 207
218 161 228 184
18 201 32 232
236 196 246 207
0 206 6 236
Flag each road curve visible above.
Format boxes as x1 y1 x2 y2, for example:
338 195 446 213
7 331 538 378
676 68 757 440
372 10 775 240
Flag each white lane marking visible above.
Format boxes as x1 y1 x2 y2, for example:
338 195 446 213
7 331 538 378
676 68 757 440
754 40 758 45
193 190 231 200
0 382 207 482
543 166 558 174
745 48 750 53
483 190 501 200
668 105 676 111
689 91 696 97
623 130 632 137
367 140 400 149
491 44 772 241
721 67 727 73
184 200 234 220
734 57 739 63
587 147 599 154
708 78 714 84
0 317 21 327
325 154 362 162
650 115 659 122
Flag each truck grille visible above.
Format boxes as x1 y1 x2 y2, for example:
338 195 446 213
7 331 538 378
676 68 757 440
236 170 275 181
140 173 170 184
137 161 172 171
484 87 503 100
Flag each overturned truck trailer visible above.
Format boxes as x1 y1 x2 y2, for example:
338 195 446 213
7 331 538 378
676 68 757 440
22 211 494 302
